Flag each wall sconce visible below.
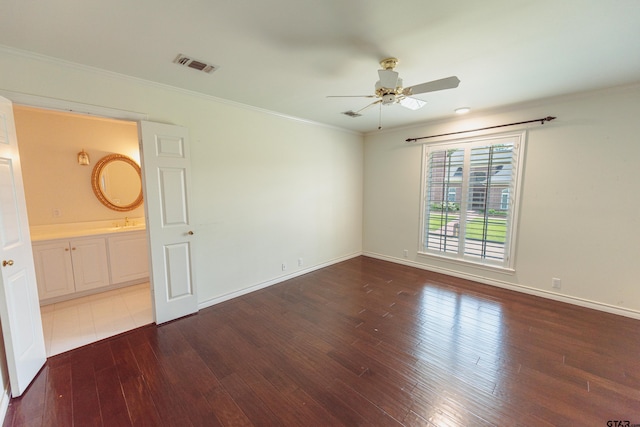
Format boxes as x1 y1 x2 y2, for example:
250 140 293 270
77 149 90 166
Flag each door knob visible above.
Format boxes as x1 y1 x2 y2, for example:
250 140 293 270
2 260 14 267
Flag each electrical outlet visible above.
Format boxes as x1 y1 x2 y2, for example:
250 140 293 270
403 249 409 258
298 258 303 267
282 263 287 271
552 278 561 289
52 208 61 217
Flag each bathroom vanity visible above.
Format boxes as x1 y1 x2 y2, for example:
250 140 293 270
31 222 149 305
31 152 150 305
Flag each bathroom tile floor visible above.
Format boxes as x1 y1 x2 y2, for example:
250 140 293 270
40 282 153 356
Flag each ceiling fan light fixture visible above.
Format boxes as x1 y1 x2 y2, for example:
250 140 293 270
455 107 471 114
381 93 396 105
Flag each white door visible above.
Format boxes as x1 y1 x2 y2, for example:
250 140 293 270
0 96 46 397
139 121 197 324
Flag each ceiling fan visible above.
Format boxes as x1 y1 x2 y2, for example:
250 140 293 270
328 57 460 128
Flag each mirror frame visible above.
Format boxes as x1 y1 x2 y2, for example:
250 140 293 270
91 153 144 212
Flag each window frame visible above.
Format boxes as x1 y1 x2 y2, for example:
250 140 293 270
418 131 526 271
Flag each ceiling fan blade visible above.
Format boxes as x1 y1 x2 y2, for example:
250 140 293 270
404 76 460 95
398 96 426 110
327 95 376 98
377 69 399 88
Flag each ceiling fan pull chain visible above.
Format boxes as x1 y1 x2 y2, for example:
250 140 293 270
378 103 383 130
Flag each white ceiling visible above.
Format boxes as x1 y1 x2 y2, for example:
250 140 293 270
1 0 639 133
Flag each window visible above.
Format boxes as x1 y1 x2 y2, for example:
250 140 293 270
501 188 510 210
419 132 525 269
447 187 457 202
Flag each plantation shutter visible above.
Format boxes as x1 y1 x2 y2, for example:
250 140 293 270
462 142 517 263
423 147 464 255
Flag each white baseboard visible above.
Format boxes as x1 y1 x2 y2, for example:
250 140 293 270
198 252 363 310
363 251 640 321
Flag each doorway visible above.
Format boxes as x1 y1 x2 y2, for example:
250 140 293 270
13 105 153 356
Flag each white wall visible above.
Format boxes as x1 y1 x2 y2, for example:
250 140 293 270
0 48 363 308
363 84 640 317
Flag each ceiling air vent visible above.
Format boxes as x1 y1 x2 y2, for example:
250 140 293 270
173 54 218 74
342 110 362 118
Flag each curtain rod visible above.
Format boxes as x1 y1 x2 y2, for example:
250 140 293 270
405 116 556 143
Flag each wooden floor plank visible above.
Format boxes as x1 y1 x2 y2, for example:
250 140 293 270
125 332 196 427
5 256 640 426
4 364 48 427
149 322 226 426
70 346 102 427
41 363 72 427
95 365 133 427
110 339 164 427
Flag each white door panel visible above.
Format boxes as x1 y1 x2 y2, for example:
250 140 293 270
159 168 188 226
6 270 36 359
0 160 21 245
164 242 193 299
71 238 109 292
140 121 197 324
32 241 75 298
0 96 46 397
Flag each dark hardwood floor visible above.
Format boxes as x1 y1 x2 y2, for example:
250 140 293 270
5 256 640 426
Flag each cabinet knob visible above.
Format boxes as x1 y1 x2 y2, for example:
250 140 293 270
65 248 70 251
2 260 14 267
187 231 194 235
71 247 76 251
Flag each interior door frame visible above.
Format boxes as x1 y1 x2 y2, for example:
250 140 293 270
0 90 158 326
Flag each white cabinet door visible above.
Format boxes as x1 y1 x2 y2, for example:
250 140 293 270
32 241 75 300
107 231 149 284
33 237 110 298
70 237 110 292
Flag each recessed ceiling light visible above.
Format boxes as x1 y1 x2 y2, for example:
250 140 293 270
455 107 471 114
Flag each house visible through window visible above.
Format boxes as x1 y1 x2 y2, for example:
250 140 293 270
419 131 525 269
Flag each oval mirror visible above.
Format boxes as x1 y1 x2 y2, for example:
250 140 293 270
91 154 143 212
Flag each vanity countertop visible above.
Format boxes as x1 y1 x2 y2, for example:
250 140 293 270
30 218 146 242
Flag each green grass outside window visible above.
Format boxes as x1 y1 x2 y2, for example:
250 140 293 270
428 214 507 243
